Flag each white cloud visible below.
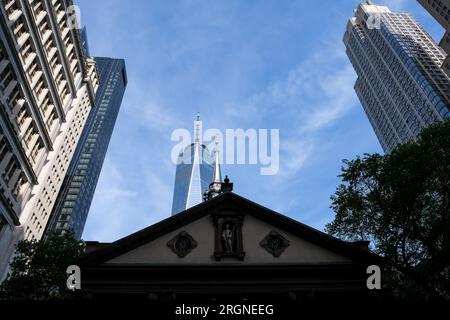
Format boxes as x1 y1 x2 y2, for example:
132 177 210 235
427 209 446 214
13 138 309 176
141 170 173 221
279 139 314 179
300 65 358 133
82 138 177 242
82 159 138 241
78 0 376 239
382 0 407 11
122 77 181 132
138 101 179 132
230 40 359 180
92 160 137 199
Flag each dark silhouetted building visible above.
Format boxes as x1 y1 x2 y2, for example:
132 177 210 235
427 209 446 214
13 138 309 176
44 57 127 239
418 0 450 76
75 151 381 301
77 188 380 301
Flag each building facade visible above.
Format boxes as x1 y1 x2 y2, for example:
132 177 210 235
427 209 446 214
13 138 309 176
344 2 450 153
77 191 381 301
171 115 214 215
0 0 98 278
44 57 127 239
418 0 450 75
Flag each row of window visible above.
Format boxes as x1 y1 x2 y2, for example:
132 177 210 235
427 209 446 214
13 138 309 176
424 0 450 25
0 42 46 170
346 16 444 152
0 128 28 204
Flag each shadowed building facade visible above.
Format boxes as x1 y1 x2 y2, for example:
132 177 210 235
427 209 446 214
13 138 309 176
44 57 127 239
77 190 381 301
418 0 450 76
75 151 382 301
344 2 450 153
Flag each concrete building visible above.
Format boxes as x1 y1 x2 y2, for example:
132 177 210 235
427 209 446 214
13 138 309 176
344 2 450 153
418 0 450 75
0 0 98 278
44 57 127 239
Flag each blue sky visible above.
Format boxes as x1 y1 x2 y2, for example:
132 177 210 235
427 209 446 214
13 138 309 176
77 0 444 242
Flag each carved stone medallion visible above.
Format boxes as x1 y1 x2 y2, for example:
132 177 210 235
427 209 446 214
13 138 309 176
260 231 290 257
167 231 198 258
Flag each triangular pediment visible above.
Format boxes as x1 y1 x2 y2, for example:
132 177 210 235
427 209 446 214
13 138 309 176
79 193 376 267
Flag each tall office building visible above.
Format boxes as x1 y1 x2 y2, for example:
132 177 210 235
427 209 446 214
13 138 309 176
418 0 450 75
0 0 98 277
171 115 214 215
44 57 127 239
344 2 450 153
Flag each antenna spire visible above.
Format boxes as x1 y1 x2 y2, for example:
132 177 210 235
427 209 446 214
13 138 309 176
213 135 222 183
195 112 201 144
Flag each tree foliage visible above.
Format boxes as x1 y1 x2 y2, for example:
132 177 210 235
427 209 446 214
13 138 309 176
0 232 85 300
326 120 450 299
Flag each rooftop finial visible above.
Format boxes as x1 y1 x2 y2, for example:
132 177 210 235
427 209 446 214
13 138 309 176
203 135 226 201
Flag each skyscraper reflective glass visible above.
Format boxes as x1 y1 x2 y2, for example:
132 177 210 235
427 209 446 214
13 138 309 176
171 118 214 215
344 3 450 153
80 26 90 57
44 57 127 239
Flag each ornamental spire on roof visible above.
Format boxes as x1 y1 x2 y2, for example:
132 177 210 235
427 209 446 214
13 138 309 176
204 135 224 201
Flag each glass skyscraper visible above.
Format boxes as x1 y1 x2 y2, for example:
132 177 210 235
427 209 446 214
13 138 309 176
171 116 214 215
44 57 127 239
80 26 90 57
344 2 450 153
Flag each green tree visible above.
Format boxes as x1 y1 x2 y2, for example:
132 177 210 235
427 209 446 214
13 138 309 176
0 232 85 300
326 120 450 299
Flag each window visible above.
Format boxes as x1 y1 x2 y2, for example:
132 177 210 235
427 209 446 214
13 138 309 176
0 214 6 237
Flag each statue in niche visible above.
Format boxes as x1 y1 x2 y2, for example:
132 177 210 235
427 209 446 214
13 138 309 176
213 214 245 261
221 223 234 253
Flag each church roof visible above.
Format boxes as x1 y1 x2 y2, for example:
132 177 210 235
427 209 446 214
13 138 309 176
79 192 381 266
